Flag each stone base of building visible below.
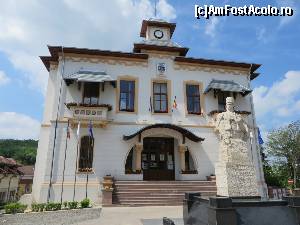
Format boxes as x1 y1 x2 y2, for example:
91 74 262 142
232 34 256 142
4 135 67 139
215 162 259 197
32 183 101 204
183 193 300 225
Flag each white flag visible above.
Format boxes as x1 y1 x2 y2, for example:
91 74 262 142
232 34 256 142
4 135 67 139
76 121 81 138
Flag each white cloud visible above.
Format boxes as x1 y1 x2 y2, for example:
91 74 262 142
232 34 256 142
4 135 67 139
253 70 300 119
256 27 267 42
0 71 10 86
204 17 220 38
276 0 298 27
0 0 176 94
0 112 40 140
157 0 176 20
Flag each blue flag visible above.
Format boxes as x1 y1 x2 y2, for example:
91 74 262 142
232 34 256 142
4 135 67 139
258 128 264 145
88 121 94 139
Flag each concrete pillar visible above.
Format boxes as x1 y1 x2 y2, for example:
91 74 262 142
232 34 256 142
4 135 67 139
179 145 186 172
135 143 143 171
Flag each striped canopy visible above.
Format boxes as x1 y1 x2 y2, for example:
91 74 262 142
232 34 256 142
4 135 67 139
64 70 115 83
204 79 252 96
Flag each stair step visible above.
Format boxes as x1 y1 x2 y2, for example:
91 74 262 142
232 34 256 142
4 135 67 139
112 180 216 206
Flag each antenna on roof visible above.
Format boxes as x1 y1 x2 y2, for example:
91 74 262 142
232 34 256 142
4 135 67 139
154 0 157 18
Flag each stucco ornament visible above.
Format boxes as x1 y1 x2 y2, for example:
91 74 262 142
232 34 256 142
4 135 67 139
214 97 260 197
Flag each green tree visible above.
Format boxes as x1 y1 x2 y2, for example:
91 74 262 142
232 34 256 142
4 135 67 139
266 120 300 188
0 139 38 165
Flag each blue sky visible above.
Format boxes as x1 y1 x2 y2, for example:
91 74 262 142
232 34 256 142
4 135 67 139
0 0 299 140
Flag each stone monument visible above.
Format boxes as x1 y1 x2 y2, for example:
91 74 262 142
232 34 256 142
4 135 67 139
214 97 259 197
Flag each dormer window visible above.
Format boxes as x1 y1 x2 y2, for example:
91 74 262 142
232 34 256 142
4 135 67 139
83 82 100 105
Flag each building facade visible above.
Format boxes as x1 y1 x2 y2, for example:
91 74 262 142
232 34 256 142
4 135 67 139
18 165 34 197
32 19 267 204
0 156 22 204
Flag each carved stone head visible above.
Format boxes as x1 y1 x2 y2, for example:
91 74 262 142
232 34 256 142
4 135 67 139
226 97 234 112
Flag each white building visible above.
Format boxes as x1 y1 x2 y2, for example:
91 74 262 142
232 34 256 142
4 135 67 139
32 19 267 204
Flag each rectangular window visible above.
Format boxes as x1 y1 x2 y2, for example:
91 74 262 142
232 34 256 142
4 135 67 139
153 82 168 113
186 84 201 114
79 136 94 170
218 91 231 111
83 82 100 105
119 80 135 112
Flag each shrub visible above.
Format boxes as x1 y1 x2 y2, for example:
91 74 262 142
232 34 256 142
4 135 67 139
31 203 39 212
68 201 78 209
38 203 46 212
63 201 68 209
80 198 90 208
5 202 27 214
45 202 62 211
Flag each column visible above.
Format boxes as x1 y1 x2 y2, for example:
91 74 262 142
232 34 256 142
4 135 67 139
135 143 143 171
179 145 186 172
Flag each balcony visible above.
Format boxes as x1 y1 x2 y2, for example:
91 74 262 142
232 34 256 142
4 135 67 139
66 103 112 121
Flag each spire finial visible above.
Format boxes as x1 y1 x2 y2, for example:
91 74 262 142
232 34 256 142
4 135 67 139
154 0 157 18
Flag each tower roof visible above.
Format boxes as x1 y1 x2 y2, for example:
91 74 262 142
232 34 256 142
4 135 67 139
140 18 176 38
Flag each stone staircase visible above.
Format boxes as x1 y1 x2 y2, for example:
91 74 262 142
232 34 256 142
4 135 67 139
112 180 217 206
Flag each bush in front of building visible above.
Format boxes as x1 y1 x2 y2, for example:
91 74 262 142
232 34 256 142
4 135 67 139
63 201 68 209
67 201 78 209
30 199 89 213
5 202 27 214
45 202 62 211
80 198 90 208
31 203 46 212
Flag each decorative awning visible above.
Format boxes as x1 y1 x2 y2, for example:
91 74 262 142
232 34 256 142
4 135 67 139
123 123 204 143
204 79 252 96
64 70 116 83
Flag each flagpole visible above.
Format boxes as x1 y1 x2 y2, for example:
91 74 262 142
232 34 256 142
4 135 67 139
60 119 69 204
47 46 65 203
73 121 80 201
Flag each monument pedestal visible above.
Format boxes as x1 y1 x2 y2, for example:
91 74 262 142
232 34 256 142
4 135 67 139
216 162 259 197
183 193 300 225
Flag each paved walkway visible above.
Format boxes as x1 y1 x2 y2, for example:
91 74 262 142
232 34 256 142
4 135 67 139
77 206 184 225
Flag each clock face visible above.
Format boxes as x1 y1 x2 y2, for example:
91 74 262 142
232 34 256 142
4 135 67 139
154 29 164 39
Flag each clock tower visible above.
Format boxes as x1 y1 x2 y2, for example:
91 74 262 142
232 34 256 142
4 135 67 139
133 18 189 56
140 18 175 41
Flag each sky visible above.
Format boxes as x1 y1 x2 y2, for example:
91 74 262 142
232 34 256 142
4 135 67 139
0 0 299 140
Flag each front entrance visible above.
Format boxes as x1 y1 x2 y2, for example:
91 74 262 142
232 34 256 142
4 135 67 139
142 137 175 181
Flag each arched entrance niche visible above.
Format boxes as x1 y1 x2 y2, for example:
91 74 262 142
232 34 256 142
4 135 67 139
123 124 204 180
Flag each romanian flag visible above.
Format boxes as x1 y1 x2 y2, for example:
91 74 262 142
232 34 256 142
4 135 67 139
173 96 177 109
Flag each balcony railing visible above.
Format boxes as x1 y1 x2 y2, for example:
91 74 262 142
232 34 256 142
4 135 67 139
66 103 112 121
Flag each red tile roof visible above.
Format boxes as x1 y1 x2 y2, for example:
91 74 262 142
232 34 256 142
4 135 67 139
0 156 23 175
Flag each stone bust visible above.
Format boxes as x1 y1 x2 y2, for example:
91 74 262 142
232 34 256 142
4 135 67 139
215 97 249 144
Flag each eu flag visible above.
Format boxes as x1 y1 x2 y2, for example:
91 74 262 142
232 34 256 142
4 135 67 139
88 121 94 139
258 128 264 145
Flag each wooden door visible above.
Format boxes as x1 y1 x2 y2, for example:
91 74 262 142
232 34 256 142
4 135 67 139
142 137 175 181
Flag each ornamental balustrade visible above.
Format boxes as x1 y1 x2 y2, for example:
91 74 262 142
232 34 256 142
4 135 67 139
66 103 112 121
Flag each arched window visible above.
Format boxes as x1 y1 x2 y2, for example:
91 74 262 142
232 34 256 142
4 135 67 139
79 136 94 170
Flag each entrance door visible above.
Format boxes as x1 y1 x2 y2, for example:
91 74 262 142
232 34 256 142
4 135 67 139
142 137 175 181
